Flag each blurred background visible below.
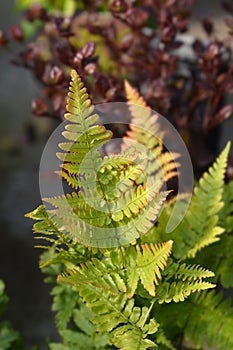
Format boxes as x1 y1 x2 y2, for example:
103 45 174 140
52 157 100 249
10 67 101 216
0 1 58 348
0 0 233 349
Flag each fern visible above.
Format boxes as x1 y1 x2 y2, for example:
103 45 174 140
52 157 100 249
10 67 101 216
49 300 111 350
183 291 233 349
0 280 25 350
125 241 173 297
162 143 230 259
220 180 233 233
154 328 176 350
57 242 215 349
188 179 233 289
51 283 79 331
28 70 170 248
59 265 159 349
25 70 233 350
56 70 112 190
25 205 91 269
123 81 179 183
156 263 215 304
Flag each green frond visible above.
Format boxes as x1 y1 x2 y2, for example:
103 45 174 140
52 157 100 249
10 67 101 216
214 235 233 288
171 143 230 259
60 257 127 295
25 205 65 241
154 328 177 350
175 263 215 281
57 70 112 189
51 283 79 332
0 280 23 350
32 72 168 247
0 326 22 350
126 241 173 297
220 180 233 232
183 291 233 349
111 325 158 350
41 181 168 248
58 260 159 349
25 205 92 270
26 70 233 350
49 302 111 350
156 263 215 303
0 280 8 317
196 234 233 288
49 343 71 350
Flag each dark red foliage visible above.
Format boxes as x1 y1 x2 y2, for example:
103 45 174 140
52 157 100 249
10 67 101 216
217 104 233 122
202 18 214 36
32 98 49 116
8 25 24 41
2 0 233 174
222 1 233 14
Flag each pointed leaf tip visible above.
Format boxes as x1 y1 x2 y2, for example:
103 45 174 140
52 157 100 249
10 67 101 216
225 141 231 152
71 69 78 80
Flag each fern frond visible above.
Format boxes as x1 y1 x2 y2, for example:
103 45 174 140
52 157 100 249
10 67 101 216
196 234 233 288
156 263 215 303
111 324 158 350
170 143 230 259
123 81 179 183
155 328 177 350
124 80 161 145
184 291 233 349
25 205 65 242
56 70 112 189
58 260 159 349
42 182 168 248
25 205 91 269
59 257 127 295
214 235 233 288
126 241 173 297
49 302 111 350
51 283 79 332
220 180 233 232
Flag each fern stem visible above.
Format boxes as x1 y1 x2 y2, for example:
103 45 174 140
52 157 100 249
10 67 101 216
141 298 156 328
119 246 126 266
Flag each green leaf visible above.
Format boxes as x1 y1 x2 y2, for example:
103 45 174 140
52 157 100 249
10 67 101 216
171 143 230 259
51 283 79 331
111 325 158 349
126 241 173 297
